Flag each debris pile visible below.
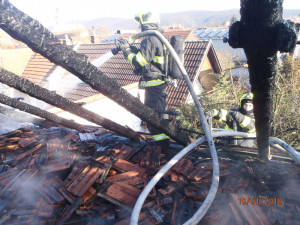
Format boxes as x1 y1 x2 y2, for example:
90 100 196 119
0 125 299 225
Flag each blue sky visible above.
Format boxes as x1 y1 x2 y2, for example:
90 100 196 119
9 0 300 27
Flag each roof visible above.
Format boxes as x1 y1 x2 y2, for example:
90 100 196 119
194 28 229 40
21 52 57 87
20 39 220 110
64 40 218 110
163 30 199 41
0 125 299 224
101 30 199 43
195 28 248 64
0 48 33 76
166 41 211 109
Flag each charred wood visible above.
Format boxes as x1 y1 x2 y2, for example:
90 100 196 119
228 0 297 160
0 68 141 141
0 1 190 146
0 104 46 127
0 93 86 131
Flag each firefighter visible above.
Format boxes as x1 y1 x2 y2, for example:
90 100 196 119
204 92 256 147
119 12 170 150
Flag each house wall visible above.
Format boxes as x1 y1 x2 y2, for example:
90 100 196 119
293 44 300 59
0 48 33 76
52 84 148 133
186 78 203 104
198 57 218 91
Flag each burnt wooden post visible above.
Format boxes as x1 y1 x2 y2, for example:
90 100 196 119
0 93 85 130
0 0 190 146
228 0 297 160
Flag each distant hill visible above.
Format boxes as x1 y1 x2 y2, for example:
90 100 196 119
79 9 300 31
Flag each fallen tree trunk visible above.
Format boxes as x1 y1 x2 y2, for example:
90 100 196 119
0 93 85 131
228 0 297 160
0 104 46 127
0 68 140 140
0 0 190 146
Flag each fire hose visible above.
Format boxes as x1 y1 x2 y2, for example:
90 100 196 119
127 30 219 225
121 31 299 225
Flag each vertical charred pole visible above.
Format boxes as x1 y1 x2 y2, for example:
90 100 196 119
228 0 297 160
0 93 84 130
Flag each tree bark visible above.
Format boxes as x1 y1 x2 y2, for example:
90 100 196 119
228 0 297 160
0 0 190 146
0 67 140 140
0 104 46 127
0 93 86 130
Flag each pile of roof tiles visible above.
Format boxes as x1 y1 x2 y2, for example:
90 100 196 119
0 125 299 225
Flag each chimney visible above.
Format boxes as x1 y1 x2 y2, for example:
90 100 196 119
91 27 96 44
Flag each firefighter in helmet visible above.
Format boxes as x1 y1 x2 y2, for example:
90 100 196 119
119 12 169 150
204 92 256 147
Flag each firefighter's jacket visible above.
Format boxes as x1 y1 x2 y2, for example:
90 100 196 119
122 28 165 88
209 108 255 133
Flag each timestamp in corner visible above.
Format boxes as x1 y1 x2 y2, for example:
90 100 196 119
238 197 283 206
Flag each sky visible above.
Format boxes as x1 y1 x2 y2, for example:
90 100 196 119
9 0 300 27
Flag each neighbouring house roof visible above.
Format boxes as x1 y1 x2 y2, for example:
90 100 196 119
194 28 229 39
0 48 33 76
20 38 221 110
101 30 199 43
67 40 220 110
195 28 247 66
21 52 57 88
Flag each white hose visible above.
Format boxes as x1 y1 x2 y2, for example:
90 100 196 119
269 137 300 164
129 30 219 225
131 131 250 225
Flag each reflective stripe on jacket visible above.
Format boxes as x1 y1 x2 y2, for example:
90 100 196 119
140 79 166 87
123 35 165 79
153 133 169 141
211 108 255 133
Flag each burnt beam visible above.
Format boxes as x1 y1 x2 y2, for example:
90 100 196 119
228 0 297 160
0 68 139 140
0 93 84 130
0 0 190 146
0 104 46 127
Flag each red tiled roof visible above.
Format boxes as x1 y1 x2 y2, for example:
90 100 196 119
119 30 199 42
167 41 209 109
64 43 139 101
66 41 210 109
163 30 199 41
21 39 216 110
21 52 57 87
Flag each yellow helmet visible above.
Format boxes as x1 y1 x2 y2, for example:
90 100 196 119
240 92 253 108
134 12 160 25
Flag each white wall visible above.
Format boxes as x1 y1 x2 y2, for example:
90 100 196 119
53 85 149 133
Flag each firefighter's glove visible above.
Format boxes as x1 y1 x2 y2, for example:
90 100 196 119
133 66 142 75
204 110 213 121
130 45 139 53
229 111 238 120
118 39 130 52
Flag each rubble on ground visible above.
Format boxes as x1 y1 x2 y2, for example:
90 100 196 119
0 125 299 225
